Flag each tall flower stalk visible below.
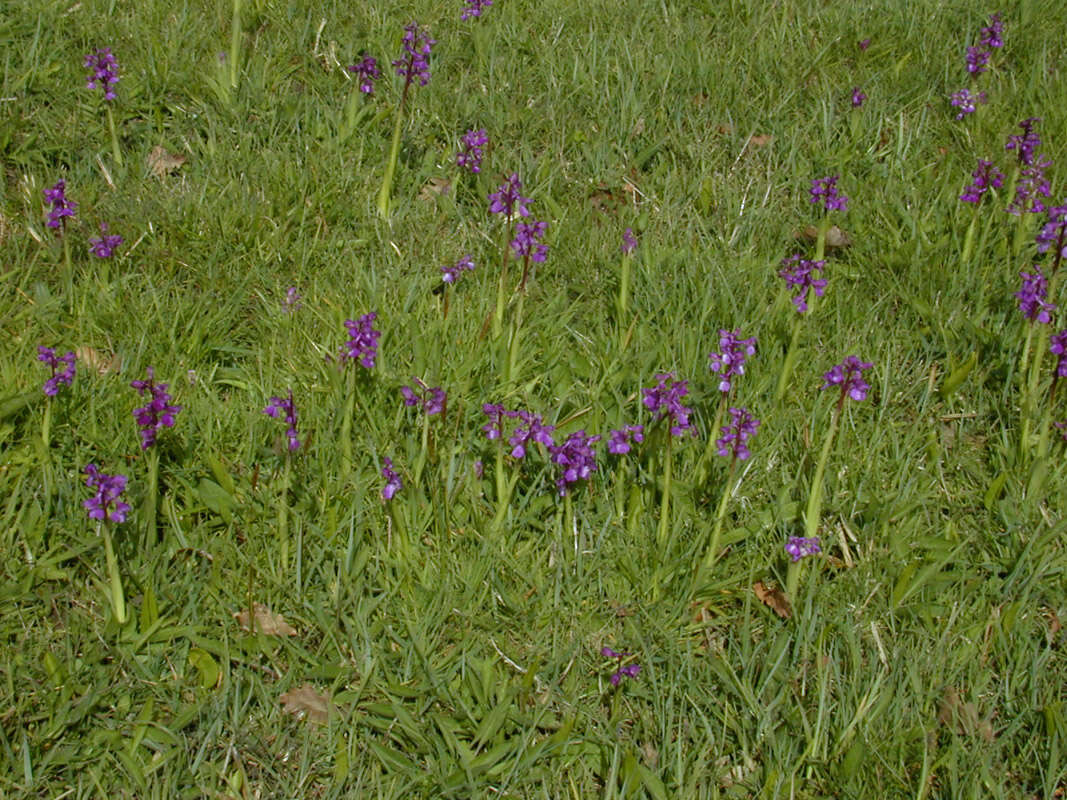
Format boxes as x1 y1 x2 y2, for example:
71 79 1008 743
775 255 827 401
131 368 182 546
488 173 532 340
85 48 121 164
617 228 638 348
84 464 131 624
791 356 872 601
642 373 695 552
377 23 435 217
264 389 300 567
338 313 381 474
699 407 760 575
1025 204 1067 460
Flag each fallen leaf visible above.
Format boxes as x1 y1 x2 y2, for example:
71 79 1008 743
589 184 619 215
748 133 774 148
280 683 331 725
419 177 451 201
753 581 791 619
147 146 187 178
75 346 120 375
234 602 298 636
795 224 852 249
714 123 734 134
938 686 995 742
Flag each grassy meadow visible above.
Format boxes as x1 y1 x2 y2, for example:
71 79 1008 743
2 0 1066 796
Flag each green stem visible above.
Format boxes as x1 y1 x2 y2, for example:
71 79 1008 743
101 523 127 624
785 558 803 606
377 94 406 218
42 397 52 450
106 105 122 166
702 457 737 570
656 434 673 550
961 205 980 266
414 411 430 486
492 223 512 340
1019 323 1036 460
506 290 525 384
617 252 632 347
229 0 242 90
695 395 727 487
341 367 355 475
142 448 159 549
776 316 803 402
805 406 841 541
278 457 291 570
814 214 830 262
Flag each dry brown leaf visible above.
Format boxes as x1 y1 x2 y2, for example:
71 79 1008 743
147 146 187 178
714 122 734 134
419 177 451 201
795 224 852 249
938 686 995 742
753 581 791 619
75 346 120 375
280 683 331 725
234 602 298 636
748 133 774 148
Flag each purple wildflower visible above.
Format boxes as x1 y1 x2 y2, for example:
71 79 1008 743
621 227 638 254
1056 421 1067 442
84 47 119 100
1035 204 1067 260
966 46 990 74
1007 156 1051 215
341 312 381 368
980 13 1004 49
84 464 131 523
393 23 435 87
442 254 475 284
549 430 600 495
959 159 1005 203
264 389 300 452
488 173 531 219
401 378 446 415
131 368 182 450
282 286 302 313
950 88 986 120
38 346 76 396
716 407 760 461
607 425 644 454
822 356 874 402
851 87 866 107
785 536 821 562
1005 117 1041 166
43 180 77 229
456 128 488 173
642 373 695 436
779 255 828 313
381 457 402 500
708 329 757 393
1015 268 1055 324
511 220 549 262
89 222 123 258
461 0 493 20
481 403 508 440
858 38 871 50
809 175 848 212
507 410 555 459
346 56 381 94
601 647 641 686
1050 330 1067 378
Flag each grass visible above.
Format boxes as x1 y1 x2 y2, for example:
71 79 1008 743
2 0 1066 796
